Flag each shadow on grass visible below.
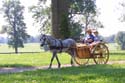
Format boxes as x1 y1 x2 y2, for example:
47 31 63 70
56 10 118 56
0 64 33 67
21 64 125 83
0 64 124 83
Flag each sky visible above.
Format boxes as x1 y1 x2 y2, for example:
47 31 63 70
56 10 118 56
96 0 125 37
0 0 38 37
0 0 125 37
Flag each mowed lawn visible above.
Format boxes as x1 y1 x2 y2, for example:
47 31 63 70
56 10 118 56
0 43 41 53
0 52 71 67
0 43 124 83
0 51 125 67
0 64 124 83
0 43 124 67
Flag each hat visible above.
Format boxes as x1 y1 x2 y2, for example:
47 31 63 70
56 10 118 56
86 29 92 33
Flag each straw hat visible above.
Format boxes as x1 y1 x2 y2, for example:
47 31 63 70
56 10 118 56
86 29 92 33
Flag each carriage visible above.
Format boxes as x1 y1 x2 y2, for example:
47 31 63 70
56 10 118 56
74 42 109 65
40 34 109 68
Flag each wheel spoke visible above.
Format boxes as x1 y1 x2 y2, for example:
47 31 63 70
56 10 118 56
92 43 109 64
74 57 89 65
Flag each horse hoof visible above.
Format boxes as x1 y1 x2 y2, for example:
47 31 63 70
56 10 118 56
58 66 61 69
71 64 75 67
48 67 51 69
58 64 61 68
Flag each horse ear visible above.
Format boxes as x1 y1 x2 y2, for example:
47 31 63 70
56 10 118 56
41 33 44 36
40 34 45 41
43 34 46 36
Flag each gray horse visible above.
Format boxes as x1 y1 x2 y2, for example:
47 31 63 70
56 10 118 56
40 34 76 69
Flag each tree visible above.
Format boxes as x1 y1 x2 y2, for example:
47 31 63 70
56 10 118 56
29 0 51 34
30 0 99 39
1 0 30 53
70 0 103 31
51 0 70 39
119 1 125 22
115 31 125 50
30 0 70 39
116 1 125 50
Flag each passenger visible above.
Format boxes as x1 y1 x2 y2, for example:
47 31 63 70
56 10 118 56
89 30 101 48
93 30 100 42
83 29 95 44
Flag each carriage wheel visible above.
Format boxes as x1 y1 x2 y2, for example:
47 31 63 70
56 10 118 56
74 57 89 65
92 43 109 64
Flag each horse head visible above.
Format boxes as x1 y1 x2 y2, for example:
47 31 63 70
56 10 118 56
40 34 47 47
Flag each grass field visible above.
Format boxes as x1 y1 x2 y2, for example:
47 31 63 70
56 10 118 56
0 43 41 53
0 64 124 83
0 43 122 53
0 52 71 67
0 51 124 67
0 43 124 67
0 43 124 83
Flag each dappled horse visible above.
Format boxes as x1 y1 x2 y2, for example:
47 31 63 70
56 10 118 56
40 34 76 69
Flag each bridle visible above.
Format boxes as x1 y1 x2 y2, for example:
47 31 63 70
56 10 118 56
40 35 48 46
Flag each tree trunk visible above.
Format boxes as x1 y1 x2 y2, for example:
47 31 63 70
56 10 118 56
13 10 18 54
13 23 18 54
51 0 69 38
14 45 18 53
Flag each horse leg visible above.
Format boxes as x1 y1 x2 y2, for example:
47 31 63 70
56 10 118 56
55 55 61 68
70 48 75 66
70 58 74 66
48 51 56 69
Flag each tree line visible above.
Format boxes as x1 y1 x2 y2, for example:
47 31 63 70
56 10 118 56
0 35 40 43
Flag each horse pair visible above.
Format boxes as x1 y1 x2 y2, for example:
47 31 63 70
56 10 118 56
40 34 76 69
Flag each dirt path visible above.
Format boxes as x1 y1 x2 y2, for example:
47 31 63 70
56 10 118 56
0 64 72 74
107 60 125 64
0 61 125 74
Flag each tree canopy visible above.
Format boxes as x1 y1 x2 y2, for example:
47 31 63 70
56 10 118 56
30 0 102 39
29 1 51 34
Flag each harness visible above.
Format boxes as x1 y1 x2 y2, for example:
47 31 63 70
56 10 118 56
49 40 64 53
40 35 72 53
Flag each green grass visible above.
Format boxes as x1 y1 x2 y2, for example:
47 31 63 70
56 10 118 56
0 43 124 83
0 51 124 67
107 43 119 50
0 43 124 67
0 43 41 53
0 52 71 67
109 51 125 61
0 64 124 83
0 43 123 53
